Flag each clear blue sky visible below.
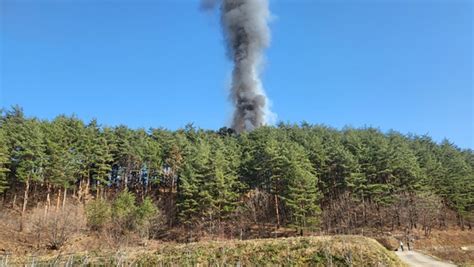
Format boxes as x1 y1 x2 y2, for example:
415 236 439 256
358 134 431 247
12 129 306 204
1 0 472 148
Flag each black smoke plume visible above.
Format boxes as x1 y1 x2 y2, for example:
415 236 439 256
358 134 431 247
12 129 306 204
201 0 273 133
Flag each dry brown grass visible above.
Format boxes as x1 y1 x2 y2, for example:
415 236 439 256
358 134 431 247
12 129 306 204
27 203 87 250
4 235 405 266
1 203 471 266
414 229 474 266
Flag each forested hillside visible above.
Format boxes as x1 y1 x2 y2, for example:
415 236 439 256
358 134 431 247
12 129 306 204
0 106 473 242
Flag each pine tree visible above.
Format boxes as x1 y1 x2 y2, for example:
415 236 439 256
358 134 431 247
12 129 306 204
177 137 211 227
91 135 113 185
143 132 163 189
283 143 321 232
388 131 421 193
43 117 76 190
356 128 395 207
0 126 10 193
410 135 444 191
177 159 200 227
259 137 288 228
87 121 113 195
437 140 473 228
13 119 46 187
203 139 241 227
11 119 46 230
108 125 136 188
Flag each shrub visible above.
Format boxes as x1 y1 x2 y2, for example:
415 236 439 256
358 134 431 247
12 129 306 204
111 191 157 233
136 197 157 226
85 198 111 231
112 190 137 220
29 204 86 250
136 197 158 239
86 191 159 243
112 190 139 232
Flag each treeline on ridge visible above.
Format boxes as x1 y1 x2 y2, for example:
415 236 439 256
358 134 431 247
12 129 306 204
0 106 473 241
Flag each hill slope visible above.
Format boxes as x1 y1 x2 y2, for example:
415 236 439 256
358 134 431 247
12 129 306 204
5 236 405 266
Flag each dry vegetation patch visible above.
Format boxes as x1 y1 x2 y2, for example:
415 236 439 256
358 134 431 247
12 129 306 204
415 230 474 266
27 204 86 250
4 235 405 266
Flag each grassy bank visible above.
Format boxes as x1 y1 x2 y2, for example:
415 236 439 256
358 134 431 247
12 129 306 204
4 235 405 266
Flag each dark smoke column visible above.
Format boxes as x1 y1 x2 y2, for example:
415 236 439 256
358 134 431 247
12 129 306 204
202 0 273 133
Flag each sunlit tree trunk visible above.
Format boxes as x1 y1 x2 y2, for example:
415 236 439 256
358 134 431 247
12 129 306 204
20 179 30 232
274 194 280 229
56 188 61 212
62 187 67 210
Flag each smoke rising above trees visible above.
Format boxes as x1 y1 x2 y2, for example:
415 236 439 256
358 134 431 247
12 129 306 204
201 0 273 133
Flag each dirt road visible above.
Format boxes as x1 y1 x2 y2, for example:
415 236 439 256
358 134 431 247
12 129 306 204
395 250 456 267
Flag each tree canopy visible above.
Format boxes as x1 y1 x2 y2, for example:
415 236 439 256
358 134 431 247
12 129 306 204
1 106 473 234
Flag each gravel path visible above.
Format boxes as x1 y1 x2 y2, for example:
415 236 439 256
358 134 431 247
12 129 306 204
395 250 456 267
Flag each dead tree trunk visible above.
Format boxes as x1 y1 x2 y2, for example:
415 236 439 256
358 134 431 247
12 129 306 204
44 184 51 219
85 177 90 202
20 179 30 232
274 194 280 230
12 194 17 209
56 188 61 212
62 187 67 210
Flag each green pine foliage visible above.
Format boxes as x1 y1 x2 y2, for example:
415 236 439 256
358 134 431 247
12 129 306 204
85 191 157 233
12 119 46 186
85 198 112 230
283 142 321 231
0 125 10 193
1 106 473 233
